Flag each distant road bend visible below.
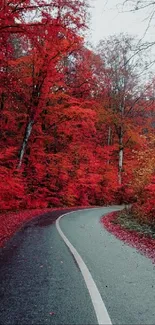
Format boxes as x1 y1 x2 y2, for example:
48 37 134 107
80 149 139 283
0 207 155 325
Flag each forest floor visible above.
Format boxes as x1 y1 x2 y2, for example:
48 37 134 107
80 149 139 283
114 211 155 238
101 211 155 264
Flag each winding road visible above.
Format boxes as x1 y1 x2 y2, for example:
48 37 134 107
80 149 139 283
0 207 155 325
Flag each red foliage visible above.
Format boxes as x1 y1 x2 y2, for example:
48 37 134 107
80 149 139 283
0 0 155 234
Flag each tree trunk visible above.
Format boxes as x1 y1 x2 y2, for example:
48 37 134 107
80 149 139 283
118 126 123 185
107 126 111 145
0 93 5 112
17 120 34 169
107 126 112 164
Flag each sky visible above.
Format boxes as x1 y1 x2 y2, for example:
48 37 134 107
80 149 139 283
88 0 155 46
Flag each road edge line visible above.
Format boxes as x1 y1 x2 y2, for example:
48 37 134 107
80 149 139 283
56 208 112 325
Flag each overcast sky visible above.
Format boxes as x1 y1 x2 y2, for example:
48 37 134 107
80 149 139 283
88 0 155 46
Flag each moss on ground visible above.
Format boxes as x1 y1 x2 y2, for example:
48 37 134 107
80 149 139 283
112 211 155 239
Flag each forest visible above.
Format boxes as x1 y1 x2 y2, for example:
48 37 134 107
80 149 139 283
0 0 155 232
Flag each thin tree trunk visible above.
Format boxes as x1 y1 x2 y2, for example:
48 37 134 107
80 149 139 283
107 126 111 145
17 120 34 169
107 126 112 164
0 93 5 111
118 126 123 185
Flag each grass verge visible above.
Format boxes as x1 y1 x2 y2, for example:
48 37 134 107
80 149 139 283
101 210 155 264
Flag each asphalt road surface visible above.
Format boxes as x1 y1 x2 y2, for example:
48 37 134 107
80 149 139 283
0 207 155 325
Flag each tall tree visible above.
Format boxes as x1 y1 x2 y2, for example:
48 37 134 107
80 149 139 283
97 34 148 184
0 0 89 168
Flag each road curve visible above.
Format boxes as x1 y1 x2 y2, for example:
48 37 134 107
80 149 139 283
0 207 155 325
56 209 112 325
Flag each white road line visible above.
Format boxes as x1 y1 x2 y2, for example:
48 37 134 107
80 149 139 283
56 208 112 325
